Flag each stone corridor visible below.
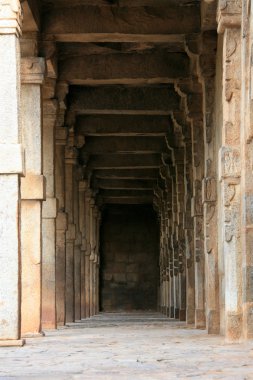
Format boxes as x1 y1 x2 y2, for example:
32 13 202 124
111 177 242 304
1 313 253 379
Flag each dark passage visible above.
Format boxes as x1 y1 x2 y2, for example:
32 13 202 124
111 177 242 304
100 204 159 312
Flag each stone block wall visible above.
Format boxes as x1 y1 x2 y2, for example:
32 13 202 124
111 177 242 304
100 205 159 311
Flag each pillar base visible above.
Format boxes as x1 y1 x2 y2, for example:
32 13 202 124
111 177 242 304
169 306 175 318
0 339 25 347
195 309 206 329
207 310 220 334
175 308 180 319
179 309 186 321
186 307 195 324
22 332 45 339
225 312 243 342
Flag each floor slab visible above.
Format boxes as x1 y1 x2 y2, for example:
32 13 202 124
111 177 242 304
1 313 253 379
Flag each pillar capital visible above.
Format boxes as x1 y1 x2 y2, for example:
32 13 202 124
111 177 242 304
21 57 46 85
65 145 78 165
0 0 22 36
79 180 88 192
56 127 68 146
217 0 242 34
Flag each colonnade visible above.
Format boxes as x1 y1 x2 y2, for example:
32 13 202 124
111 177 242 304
1 0 253 347
157 1 253 342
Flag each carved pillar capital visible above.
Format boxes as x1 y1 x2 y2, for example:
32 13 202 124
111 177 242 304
217 0 242 33
21 57 46 84
0 0 22 36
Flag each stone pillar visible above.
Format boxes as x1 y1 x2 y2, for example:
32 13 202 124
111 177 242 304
0 0 25 346
20 56 46 337
184 140 195 324
84 188 92 318
218 3 243 342
93 207 100 315
55 127 68 326
42 99 58 329
199 31 220 334
241 1 253 340
89 197 96 316
74 168 82 322
65 134 77 322
79 181 87 319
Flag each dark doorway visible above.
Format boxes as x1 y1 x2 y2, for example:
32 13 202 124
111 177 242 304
99 204 159 312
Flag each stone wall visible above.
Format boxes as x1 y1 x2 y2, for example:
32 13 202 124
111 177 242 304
100 205 159 312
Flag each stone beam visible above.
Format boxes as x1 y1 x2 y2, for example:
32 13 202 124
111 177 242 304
69 86 180 116
59 52 190 85
43 5 200 42
82 136 167 154
76 115 171 136
93 178 155 190
84 154 162 169
42 1 194 8
98 189 153 197
94 168 159 179
98 196 154 205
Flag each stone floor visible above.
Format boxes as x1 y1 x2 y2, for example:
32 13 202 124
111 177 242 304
1 312 253 379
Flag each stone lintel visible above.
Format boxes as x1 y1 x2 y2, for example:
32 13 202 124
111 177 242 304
66 223 76 241
42 197 58 219
0 339 25 347
0 144 25 175
21 174 46 200
21 57 46 84
0 0 23 36
56 211 68 230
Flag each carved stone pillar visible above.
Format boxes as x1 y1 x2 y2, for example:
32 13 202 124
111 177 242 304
241 1 253 340
84 188 92 318
65 135 77 323
74 168 82 321
217 1 243 342
191 117 206 329
199 31 220 334
183 141 195 325
20 55 46 337
0 0 25 346
79 181 87 319
89 197 96 316
55 127 68 326
42 99 58 329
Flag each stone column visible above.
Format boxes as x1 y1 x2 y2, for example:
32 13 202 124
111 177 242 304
79 181 87 319
85 188 92 318
199 31 220 334
74 168 82 322
42 99 58 329
89 197 96 316
65 133 77 322
241 1 253 340
93 207 100 315
0 0 24 347
218 3 243 342
55 127 68 326
184 140 195 324
20 56 46 337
